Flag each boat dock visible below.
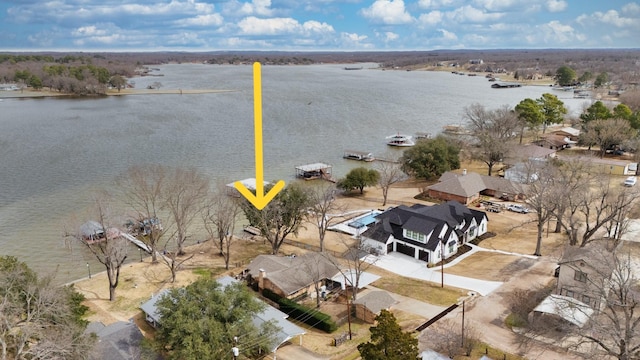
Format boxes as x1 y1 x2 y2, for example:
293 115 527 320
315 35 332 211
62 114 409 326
343 150 375 162
120 232 152 253
295 162 335 182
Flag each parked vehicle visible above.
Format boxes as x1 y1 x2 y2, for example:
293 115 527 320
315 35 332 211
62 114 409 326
507 204 529 213
486 205 502 213
624 176 637 187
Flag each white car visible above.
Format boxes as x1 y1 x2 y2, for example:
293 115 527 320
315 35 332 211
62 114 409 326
624 176 637 187
506 204 529 214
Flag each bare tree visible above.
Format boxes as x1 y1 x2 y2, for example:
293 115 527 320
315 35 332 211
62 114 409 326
163 167 210 255
522 160 557 256
307 183 345 252
328 235 377 301
464 103 520 175
203 184 242 270
581 118 636 158
547 158 635 247
158 244 194 284
116 164 167 263
564 248 640 360
375 158 407 206
0 256 94 360
71 196 129 301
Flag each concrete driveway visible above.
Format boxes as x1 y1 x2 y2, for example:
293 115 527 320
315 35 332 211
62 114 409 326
274 344 330 360
367 252 504 296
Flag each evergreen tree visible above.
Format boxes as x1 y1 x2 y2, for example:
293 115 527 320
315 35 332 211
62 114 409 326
337 167 380 194
358 310 418 360
400 136 460 180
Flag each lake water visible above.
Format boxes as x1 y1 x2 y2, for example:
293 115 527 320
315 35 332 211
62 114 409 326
0 63 590 283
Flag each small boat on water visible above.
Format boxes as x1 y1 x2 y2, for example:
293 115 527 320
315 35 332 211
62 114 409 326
414 132 432 141
343 150 375 162
386 133 415 147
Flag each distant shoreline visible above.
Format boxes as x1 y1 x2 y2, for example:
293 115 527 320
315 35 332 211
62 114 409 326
0 88 237 99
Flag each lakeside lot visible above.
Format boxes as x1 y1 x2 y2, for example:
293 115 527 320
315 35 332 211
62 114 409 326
71 167 574 359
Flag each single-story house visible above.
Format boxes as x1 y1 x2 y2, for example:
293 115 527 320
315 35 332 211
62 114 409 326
551 127 581 142
505 144 557 165
139 276 306 357
533 134 572 150
246 252 340 299
353 290 396 323
86 321 149 360
361 201 488 266
427 170 525 205
574 156 635 176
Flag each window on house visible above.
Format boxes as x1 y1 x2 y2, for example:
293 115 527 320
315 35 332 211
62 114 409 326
565 289 574 298
447 240 455 253
404 229 426 243
582 295 591 305
574 270 588 282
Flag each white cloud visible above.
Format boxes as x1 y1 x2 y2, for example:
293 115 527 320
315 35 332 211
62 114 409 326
418 11 443 26
417 0 459 9
301 20 335 35
577 9 639 29
340 32 374 49
623 2 640 15
360 0 414 25
237 17 299 35
236 17 333 37
527 20 586 45
438 28 458 41
446 5 504 23
174 14 224 27
546 0 567 12
376 31 400 42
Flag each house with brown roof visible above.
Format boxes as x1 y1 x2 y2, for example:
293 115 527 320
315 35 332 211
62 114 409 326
551 126 581 142
427 170 524 205
361 201 488 266
353 290 397 323
533 134 572 150
246 252 340 299
505 144 557 165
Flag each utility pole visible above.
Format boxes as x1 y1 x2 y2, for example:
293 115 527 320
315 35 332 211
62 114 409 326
347 295 352 340
461 300 465 347
441 240 444 288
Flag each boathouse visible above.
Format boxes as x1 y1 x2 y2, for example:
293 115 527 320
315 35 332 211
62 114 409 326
295 163 333 181
226 178 271 197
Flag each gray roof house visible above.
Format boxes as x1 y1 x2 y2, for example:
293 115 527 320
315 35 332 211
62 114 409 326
361 201 488 266
87 321 149 360
139 276 306 357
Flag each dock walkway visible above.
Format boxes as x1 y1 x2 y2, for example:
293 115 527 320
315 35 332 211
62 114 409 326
120 232 152 253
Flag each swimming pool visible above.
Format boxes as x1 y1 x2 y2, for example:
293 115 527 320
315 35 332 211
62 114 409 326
348 211 380 229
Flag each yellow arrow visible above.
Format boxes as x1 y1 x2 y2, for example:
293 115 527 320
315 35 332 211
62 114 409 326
234 62 285 210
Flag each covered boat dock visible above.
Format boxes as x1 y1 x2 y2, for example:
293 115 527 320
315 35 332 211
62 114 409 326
295 163 334 181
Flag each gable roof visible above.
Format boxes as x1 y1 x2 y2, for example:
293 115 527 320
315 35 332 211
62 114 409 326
507 144 557 162
430 171 523 198
362 201 487 251
139 276 306 354
552 127 581 137
246 252 339 295
88 321 146 360
353 290 397 314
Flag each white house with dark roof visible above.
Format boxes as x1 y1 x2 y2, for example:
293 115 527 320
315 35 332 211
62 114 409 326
361 201 488 266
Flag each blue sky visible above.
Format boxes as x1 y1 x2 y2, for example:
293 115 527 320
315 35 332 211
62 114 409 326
1 0 638 51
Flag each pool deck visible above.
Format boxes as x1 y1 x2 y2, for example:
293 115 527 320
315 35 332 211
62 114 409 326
327 209 380 236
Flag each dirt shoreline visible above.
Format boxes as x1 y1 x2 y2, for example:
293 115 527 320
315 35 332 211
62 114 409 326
0 88 236 99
